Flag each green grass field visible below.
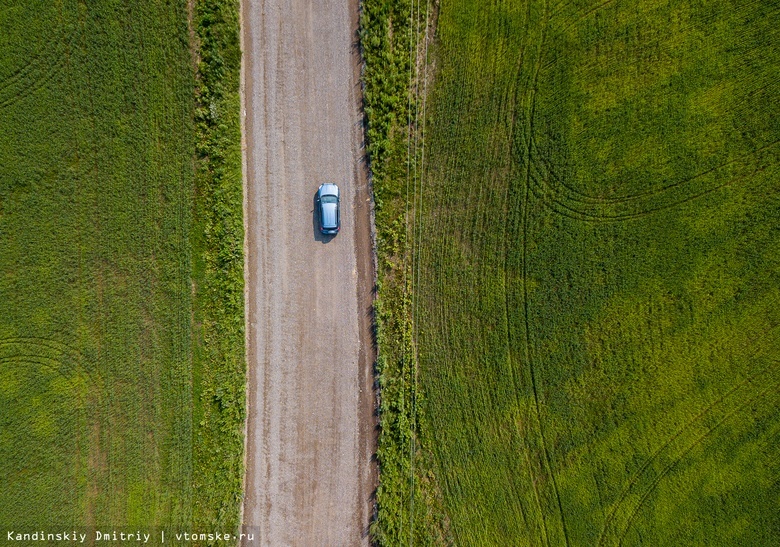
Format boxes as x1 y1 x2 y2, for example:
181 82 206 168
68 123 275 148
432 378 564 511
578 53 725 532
364 0 780 544
0 0 244 532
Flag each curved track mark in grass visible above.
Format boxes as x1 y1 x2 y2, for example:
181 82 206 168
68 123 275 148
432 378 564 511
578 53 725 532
0 354 92 409
526 140 779 223
0 56 65 110
0 337 102 387
0 3 77 110
533 139 780 207
615 373 780 546
0 337 101 507
596 337 780 547
504 0 534 171
518 2 570 545
0 44 64 104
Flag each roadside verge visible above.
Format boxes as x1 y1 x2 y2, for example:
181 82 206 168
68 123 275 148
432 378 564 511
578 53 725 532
190 0 246 532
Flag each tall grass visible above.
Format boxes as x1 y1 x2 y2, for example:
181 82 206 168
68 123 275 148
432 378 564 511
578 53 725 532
190 0 246 533
361 0 449 543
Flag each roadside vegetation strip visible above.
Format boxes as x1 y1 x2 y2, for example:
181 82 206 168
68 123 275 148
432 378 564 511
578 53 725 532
360 0 449 543
190 0 246 533
416 0 780 544
0 0 244 533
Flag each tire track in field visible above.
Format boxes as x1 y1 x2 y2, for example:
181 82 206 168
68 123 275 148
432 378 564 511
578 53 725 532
499 1 550 543
0 45 69 110
527 138 780 223
596 320 780 546
614 371 780 546
515 1 570 544
532 131 780 206
0 337 102 388
0 1 78 110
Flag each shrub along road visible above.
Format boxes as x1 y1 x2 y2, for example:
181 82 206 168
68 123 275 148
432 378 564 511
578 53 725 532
240 0 375 544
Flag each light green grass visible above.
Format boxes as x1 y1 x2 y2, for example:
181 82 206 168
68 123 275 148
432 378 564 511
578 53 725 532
0 0 244 532
364 0 780 544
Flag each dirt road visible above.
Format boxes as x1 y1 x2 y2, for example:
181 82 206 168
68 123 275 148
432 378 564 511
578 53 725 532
240 0 375 544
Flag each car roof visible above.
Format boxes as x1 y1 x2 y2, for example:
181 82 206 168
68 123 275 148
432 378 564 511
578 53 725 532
321 202 338 228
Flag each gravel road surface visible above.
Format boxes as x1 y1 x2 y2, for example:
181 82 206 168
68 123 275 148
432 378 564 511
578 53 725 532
240 0 375 544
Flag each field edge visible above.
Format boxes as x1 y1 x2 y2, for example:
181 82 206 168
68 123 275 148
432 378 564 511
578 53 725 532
190 0 247 533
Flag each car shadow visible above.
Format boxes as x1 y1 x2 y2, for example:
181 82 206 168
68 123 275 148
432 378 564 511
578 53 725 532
313 191 336 244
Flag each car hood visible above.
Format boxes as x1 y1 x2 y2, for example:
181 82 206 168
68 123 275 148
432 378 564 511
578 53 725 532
322 202 338 228
319 183 340 198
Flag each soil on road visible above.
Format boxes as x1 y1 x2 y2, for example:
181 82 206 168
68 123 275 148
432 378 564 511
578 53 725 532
240 0 376 545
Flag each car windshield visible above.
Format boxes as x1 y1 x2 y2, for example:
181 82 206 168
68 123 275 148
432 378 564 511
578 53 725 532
321 195 338 204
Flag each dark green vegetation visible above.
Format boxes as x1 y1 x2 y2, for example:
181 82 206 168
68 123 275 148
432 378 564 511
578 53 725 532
191 0 245 531
363 0 780 544
0 0 244 532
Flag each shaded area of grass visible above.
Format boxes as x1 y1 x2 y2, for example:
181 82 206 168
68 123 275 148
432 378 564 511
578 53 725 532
0 0 244 533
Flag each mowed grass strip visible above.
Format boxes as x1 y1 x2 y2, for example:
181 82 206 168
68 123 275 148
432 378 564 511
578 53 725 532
0 0 244 532
368 0 780 544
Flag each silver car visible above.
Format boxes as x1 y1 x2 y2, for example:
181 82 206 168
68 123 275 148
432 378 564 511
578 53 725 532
316 183 340 235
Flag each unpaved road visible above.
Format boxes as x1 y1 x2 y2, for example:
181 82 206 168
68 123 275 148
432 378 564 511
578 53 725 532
240 0 375 544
